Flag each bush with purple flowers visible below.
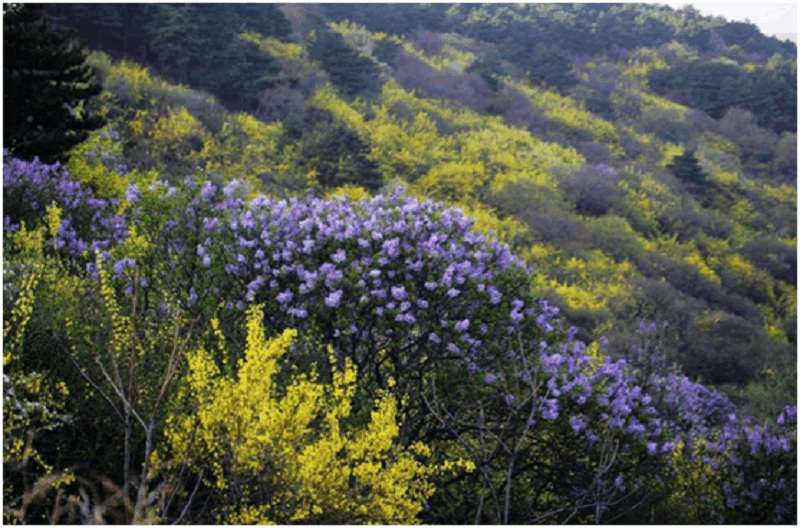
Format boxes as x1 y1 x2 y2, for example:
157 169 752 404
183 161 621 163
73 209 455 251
111 176 557 424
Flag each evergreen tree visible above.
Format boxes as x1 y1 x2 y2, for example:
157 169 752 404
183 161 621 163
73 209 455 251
373 38 401 68
668 150 713 201
308 29 382 99
301 122 383 192
3 3 104 163
668 150 705 183
521 43 579 93
231 4 293 40
42 4 157 62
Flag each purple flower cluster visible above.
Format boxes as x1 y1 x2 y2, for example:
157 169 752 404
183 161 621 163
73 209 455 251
526 334 669 453
697 405 797 523
468 316 795 523
3 153 129 260
74 175 555 390
215 188 542 367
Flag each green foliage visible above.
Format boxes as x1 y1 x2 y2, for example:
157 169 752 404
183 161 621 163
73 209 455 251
145 4 285 111
743 363 798 420
648 57 796 134
308 27 383 99
559 165 625 217
230 4 293 41
519 43 579 93
373 37 402 68
2 228 74 524
3 3 105 163
298 120 383 193
586 215 647 264
771 132 797 184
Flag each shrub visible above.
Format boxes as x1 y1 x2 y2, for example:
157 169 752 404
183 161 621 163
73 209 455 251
162 306 454 524
656 207 706 240
685 108 720 134
486 181 588 249
741 239 797 286
3 153 129 262
415 29 445 55
298 122 383 192
611 89 643 122
373 38 402 68
719 108 780 162
574 141 612 164
559 165 624 217
617 129 648 159
254 84 307 124
743 362 797 420
639 107 692 144
308 29 382 99
586 215 645 263
771 132 797 184
681 312 766 385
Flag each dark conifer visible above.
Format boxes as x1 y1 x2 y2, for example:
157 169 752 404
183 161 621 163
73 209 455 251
3 3 104 163
668 149 715 204
308 29 382 99
668 150 705 184
301 123 383 192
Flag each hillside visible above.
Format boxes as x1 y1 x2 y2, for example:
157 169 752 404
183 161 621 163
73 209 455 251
3 3 796 524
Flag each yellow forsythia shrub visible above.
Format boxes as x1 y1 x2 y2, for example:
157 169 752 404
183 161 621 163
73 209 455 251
164 305 445 524
67 128 129 199
327 184 372 202
149 107 209 159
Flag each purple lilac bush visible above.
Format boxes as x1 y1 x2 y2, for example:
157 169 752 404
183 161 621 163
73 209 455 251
119 177 557 399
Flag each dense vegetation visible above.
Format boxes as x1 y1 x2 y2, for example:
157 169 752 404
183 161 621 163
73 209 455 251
4 3 796 524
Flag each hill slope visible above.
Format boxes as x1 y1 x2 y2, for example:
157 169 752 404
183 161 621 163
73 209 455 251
3 3 797 524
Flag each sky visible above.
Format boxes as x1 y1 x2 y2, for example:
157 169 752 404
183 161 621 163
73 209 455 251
664 2 798 42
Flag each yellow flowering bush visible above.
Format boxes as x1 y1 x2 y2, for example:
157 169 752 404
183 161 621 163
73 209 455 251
416 160 487 202
238 31 306 61
3 237 74 523
402 41 475 73
327 183 372 202
203 113 283 189
657 142 684 169
149 107 209 159
530 250 637 314
67 128 129 199
163 305 445 524
459 200 527 246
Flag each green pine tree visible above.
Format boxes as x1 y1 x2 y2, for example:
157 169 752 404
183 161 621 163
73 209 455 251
301 122 383 192
3 3 104 163
308 29 382 99
667 150 706 184
523 43 579 93
668 150 716 204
